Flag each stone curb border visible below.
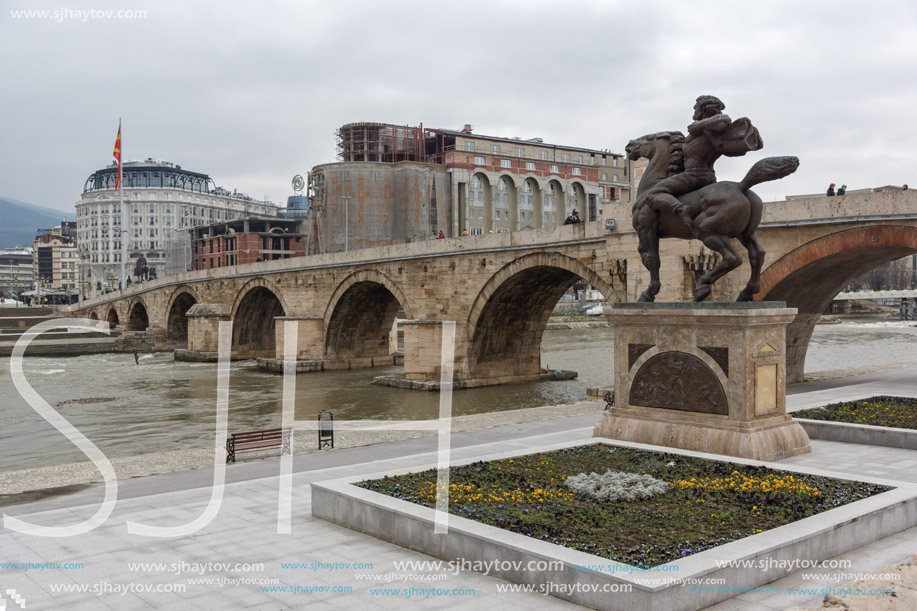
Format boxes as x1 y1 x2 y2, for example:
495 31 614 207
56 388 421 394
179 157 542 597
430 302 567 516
796 418 917 450
311 437 917 611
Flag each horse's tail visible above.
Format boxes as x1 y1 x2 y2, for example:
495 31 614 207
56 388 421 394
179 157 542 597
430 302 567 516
739 156 799 191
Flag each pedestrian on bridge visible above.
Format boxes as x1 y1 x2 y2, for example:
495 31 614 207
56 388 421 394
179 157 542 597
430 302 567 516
827 183 836 196
837 184 847 195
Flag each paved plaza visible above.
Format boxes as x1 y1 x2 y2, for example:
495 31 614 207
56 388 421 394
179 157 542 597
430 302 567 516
1 367 916 610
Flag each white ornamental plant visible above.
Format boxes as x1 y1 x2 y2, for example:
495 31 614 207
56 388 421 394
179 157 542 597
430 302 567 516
565 470 668 502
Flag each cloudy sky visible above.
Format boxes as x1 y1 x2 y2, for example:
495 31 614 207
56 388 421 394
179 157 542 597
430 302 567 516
2 0 916 213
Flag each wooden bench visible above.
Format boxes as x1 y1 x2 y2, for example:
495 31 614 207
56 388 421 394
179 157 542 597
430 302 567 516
226 428 291 463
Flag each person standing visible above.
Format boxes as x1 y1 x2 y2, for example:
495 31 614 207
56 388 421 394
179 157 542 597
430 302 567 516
837 184 847 195
827 183 836 196
437 230 445 239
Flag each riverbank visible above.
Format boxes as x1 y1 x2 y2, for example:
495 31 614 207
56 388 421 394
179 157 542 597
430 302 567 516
0 400 602 500
5 359 917 501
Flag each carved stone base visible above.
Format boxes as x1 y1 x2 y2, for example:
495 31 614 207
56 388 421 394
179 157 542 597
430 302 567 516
596 302 811 461
257 354 403 373
594 411 812 462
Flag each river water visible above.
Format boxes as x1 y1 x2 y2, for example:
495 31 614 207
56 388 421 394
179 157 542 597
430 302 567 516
1 320 915 471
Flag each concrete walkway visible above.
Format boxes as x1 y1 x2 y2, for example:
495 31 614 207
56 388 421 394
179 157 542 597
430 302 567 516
1 368 916 610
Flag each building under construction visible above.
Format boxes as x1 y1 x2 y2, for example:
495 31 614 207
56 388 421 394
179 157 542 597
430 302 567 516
307 121 631 253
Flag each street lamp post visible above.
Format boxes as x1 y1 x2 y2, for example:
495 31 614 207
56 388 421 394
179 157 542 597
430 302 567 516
342 195 353 252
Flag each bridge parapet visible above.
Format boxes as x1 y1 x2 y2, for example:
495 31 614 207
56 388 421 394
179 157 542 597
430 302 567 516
763 189 917 225
72 221 612 312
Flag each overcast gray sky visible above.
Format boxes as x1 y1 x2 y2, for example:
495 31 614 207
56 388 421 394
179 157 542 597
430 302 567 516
2 0 916 213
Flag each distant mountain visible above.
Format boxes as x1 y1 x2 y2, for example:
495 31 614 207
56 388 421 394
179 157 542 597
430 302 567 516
0 196 74 249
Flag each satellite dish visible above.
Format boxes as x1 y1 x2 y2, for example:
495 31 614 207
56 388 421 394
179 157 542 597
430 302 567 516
292 174 305 193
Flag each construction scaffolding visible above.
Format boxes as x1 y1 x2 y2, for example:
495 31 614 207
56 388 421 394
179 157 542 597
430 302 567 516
336 122 428 163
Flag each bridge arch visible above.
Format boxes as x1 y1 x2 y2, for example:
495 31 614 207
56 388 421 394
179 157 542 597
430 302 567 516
466 253 613 379
758 224 917 383
566 181 587 217
106 307 120 329
166 285 200 347
127 298 150 331
522 177 542 229
496 175 519 232
324 270 414 359
470 172 493 233
231 278 287 358
545 180 563 224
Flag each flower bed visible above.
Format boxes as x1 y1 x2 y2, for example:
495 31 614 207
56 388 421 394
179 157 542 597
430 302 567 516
794 396 917 429
358 445 890 567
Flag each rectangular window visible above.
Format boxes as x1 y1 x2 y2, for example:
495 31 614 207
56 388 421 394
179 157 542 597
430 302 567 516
602 156 607 166
491 144 500 154
602 173 607 180
474 156 485 165
613 157 619 167
539 151 548 161
464 141 474 151
550 164 559 173
578 155 584 164
562 153 570 162
526 161 535 171
572 167 582 176
500 159 511 168
516 147 524 158
471 227 482 235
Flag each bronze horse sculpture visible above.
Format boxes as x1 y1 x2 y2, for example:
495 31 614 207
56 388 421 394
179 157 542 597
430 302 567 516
626 130 799 302
133 254 150 282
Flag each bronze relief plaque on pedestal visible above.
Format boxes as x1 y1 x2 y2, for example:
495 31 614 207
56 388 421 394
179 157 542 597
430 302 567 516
629 351 728 415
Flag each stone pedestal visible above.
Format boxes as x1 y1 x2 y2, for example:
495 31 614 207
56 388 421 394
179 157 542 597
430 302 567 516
372 319 576 391
257 317 403 374
273 317 324 360
174 303 230 362
594 302 811 461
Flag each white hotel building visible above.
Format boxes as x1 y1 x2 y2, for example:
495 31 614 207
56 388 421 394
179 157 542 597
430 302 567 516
76 159 278 297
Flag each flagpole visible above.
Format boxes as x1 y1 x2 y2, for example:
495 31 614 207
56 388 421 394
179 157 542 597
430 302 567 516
119 118 126 292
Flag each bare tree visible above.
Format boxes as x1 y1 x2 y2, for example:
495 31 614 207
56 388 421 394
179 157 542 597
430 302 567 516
850 256 914 291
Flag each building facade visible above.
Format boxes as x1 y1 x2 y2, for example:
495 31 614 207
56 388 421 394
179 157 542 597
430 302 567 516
76 159 279 296
0 247 34 299
32 232 78 291
189 217 306 270
310 122 632 252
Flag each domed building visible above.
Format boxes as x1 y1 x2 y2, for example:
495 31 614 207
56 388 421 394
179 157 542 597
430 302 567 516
76 158 278 297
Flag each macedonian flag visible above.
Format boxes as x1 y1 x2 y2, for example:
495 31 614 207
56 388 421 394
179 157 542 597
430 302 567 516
113 122 122 189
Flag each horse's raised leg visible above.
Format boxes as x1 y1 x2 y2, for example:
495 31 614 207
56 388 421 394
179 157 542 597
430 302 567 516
636 228 661 302
736 232 766 302
694 235 743 302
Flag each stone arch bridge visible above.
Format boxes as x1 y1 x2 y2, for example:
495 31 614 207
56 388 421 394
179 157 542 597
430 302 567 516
74 190 917 387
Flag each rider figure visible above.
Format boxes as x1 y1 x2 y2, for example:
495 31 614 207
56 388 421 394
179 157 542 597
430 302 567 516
640 95 734 234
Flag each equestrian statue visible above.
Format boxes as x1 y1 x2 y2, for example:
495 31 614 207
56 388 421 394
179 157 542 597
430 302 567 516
133 254 150 282
626 95 799 302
